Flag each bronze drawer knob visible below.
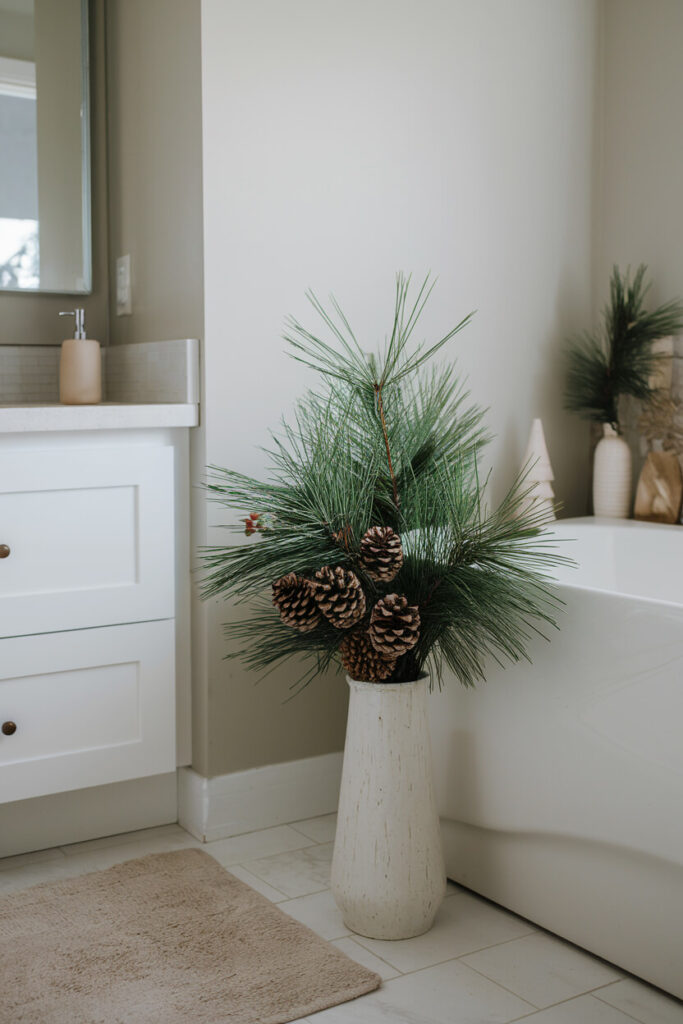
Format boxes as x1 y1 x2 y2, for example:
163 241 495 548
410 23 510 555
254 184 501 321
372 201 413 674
1 722 17 736
0 545 9 559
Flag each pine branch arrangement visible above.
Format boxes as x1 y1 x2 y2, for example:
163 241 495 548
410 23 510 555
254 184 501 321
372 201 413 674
202 274 568 692
564 264 683 430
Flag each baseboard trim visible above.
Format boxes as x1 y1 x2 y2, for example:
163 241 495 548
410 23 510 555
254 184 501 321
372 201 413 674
0 772 178 858
178 752 343 843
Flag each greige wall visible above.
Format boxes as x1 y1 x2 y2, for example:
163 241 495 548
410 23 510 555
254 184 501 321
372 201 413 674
105 0 204 346
595 0 683 489
0 0 108 346
0 2 34 61
103 0 207 773
197 0 599 778
597 0 683 307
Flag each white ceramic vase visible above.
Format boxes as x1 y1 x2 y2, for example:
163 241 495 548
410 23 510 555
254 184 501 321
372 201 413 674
331 675 446 940
593 423 632 518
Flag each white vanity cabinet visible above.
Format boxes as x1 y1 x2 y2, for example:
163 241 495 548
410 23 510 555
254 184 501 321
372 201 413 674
0 445 174 639
1 621 175 803
0 419 193 810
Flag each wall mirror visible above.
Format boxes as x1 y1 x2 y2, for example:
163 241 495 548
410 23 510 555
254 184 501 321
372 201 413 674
0 0 91 293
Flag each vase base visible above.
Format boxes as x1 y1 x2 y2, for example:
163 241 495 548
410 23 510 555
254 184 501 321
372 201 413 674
341 911 441 942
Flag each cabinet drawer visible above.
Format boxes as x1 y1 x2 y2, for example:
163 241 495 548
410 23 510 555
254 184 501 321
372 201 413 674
0 445 174 638
0 620 175 803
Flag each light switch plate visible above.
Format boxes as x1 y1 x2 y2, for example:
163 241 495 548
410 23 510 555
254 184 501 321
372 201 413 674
116 254 132 316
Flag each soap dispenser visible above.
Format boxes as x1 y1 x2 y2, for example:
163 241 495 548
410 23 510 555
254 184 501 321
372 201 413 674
58 308 102 404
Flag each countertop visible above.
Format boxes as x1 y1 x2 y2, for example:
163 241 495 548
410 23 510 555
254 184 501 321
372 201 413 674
0 402 199 433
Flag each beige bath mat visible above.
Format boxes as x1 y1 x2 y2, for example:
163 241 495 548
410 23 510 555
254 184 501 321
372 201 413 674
0 847 380 1024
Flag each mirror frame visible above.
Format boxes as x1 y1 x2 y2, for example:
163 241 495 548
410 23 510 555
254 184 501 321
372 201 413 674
1 0 92 296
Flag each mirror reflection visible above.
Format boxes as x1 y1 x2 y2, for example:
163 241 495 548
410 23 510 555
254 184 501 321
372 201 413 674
0 0 90 293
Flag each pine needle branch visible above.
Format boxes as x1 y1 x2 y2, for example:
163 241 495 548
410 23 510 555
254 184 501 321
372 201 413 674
202 273 568 693
565 264 683 429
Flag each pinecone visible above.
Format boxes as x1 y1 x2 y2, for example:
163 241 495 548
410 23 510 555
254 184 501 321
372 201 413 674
359 526 404 582
272 573 321 632
368 594 420 657
339 632 396 682
311 565 367 629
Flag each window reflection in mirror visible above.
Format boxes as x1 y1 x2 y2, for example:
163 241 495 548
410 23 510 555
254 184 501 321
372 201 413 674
0 0 91 294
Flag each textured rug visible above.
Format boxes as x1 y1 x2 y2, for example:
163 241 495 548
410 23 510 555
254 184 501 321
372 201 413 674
0 847 380 1024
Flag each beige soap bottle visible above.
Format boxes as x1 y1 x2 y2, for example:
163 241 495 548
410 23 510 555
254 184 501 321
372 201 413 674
58 308 102 404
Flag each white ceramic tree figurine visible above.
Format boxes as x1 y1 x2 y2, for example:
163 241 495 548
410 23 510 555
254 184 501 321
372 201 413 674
522 418 556 519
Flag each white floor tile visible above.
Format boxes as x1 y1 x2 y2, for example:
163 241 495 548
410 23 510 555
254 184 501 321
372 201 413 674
308 959 535 1023
54 832 203 876
520 993 652 1023
4 818 674 1024
280 889 350 941
60 823 188 855
225 863 288 902
330 937 400 981
291 814 338 844
595 979 683 1024
352 888 536 973
203 825 314 867
243 841 334 897
0 847 67 871
462 931 622 1008
0 858 75 894
73 833 200 863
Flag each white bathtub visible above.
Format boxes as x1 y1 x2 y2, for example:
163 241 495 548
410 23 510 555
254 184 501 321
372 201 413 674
428 517 683 998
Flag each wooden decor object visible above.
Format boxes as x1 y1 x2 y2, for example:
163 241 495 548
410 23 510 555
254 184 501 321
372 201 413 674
634 451 683 524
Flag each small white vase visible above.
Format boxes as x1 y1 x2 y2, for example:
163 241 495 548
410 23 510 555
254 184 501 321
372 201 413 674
593 423 632 518
331 675 446 940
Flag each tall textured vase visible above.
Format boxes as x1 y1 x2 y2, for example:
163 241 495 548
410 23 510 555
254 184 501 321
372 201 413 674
593 423 632 518
331 675 446 940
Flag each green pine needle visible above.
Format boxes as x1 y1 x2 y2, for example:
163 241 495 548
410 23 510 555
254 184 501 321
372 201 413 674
565 264 683 428
202 273 570 692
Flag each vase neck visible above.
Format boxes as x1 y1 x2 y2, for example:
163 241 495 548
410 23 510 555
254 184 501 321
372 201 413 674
603 423 619 439
346 674 429 693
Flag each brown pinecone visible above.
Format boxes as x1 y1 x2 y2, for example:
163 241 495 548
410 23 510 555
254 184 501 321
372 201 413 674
311 565 367 629
339 632 396 682
272 573 321 632
368 594 420 657
359 526 404 582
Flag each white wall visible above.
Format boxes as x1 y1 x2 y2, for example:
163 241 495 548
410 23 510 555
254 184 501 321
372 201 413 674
198 0 599 776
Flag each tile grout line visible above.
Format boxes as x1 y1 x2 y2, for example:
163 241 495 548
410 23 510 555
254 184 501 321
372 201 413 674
262 883 333 902
340 935 406 976
346 928 540 983
288 824 335 843
591 986 660 1024
505 988 648 1024
229 862 293 900
454 958 545 1011
452 948 640 1020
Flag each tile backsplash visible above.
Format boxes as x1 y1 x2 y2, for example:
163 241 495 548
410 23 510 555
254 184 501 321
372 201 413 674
0 347 60 403
0 339 199 406
104 339 199 404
